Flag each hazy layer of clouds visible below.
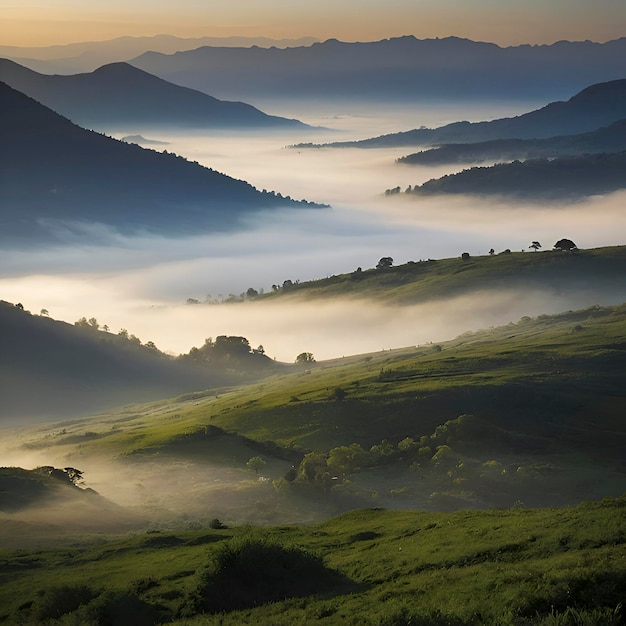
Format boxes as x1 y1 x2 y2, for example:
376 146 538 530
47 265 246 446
1 102 625 362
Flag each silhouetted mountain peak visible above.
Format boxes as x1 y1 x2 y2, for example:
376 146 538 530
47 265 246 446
569 78 626 103
0 58 307 128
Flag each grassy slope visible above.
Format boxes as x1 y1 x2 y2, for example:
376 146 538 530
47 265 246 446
30 300 626 457
0 498 624 625
256 246 626 305
18 302 624 516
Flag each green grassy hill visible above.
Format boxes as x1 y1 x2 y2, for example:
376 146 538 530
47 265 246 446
258 245 626 305
17 302 625 517
0 498 624 625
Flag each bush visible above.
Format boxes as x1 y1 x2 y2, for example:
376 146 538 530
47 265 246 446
189 536 340 613
31 585 95 620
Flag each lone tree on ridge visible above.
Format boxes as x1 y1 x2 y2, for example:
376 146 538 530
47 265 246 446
554 238 578 251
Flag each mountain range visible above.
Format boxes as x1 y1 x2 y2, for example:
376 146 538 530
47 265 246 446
0 59 307 130
0 82 324 244
0 34 319 74
128 36 626 103
305 79 626 149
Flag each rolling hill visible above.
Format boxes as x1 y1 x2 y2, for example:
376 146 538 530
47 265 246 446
398 118 626 165
7 301 624 528
303 79 626 149
0 82 324 244
0 59 307 130
129 35 626 103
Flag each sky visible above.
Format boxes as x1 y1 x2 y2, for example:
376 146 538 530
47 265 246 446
1 0 625 47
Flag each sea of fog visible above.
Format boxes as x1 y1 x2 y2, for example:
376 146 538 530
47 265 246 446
2 100 625 362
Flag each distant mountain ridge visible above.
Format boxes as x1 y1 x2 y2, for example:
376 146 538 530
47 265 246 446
308 79 626 149
129 35 626 103
0 82 324 243
398 118 626 165
0 34 319 74
0 59 307 130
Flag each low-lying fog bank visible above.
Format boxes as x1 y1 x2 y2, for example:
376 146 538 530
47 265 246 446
1 285 622 363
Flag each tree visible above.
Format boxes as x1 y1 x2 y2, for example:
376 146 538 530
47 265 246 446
554 238 578 251
530 241 541 251
246 287 259 299
40 308 49 316
63 467 84 485
489 248 495 256
376 257 393 269
246 456 266 475
295 352 315 365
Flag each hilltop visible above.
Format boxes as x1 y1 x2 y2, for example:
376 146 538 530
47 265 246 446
255 245 626 305
0 82 325 244
0 59 307 130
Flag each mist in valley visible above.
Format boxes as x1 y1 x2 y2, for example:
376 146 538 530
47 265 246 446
1 99 625 361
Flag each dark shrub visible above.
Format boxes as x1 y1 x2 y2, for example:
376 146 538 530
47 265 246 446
189 536 340 613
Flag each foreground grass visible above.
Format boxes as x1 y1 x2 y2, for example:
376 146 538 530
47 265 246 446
0 498 624 625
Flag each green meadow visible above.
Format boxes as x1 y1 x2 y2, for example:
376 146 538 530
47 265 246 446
0 498 624 625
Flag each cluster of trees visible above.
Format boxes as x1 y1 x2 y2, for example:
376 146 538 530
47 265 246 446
180 335 268 371
279 414 555 499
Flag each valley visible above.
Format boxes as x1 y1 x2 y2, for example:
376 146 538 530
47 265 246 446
1 15 626 623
